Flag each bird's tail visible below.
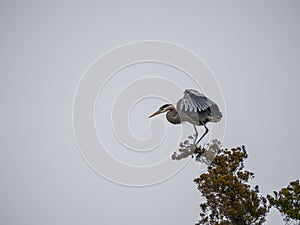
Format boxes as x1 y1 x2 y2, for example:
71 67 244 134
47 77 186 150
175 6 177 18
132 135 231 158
210 104 223 122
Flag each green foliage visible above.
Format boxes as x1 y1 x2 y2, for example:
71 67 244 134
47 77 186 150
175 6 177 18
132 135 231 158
193 143 269 225
267 180 300 224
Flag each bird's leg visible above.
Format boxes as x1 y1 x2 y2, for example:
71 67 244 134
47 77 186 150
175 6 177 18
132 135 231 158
193 125 198 144
196 123 209 145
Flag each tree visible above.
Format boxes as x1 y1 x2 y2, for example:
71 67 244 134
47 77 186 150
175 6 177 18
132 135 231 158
172 139 298 224
267 180 300 225
193 142 269 225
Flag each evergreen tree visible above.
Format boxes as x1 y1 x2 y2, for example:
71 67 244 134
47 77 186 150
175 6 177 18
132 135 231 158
193 143 269 225
267 180 300 225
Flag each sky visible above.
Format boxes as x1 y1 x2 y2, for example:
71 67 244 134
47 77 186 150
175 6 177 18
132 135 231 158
1 1 300 224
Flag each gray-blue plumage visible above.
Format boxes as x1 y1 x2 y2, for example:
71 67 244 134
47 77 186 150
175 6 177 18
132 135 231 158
177 89 222 126
149 89 222 145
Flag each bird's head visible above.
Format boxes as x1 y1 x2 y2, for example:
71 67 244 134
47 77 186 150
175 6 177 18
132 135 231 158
148 104 174 118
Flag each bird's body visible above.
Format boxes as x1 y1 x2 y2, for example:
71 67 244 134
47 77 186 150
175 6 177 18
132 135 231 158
149 89 222 145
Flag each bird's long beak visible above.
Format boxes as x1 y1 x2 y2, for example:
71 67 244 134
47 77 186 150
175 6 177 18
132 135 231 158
148 111 161 118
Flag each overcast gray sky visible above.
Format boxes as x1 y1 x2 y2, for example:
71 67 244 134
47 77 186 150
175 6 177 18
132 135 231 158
1 1 300 224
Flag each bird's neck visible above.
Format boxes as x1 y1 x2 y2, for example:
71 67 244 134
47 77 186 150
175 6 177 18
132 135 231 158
166 108 181 125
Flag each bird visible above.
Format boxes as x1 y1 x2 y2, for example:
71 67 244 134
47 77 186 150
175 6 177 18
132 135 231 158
148 89 222 145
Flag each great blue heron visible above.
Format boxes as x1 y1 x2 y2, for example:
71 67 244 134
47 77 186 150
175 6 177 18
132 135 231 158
149 89 222 145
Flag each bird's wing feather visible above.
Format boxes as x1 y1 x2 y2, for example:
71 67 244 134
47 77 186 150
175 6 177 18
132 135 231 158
177 89 215 113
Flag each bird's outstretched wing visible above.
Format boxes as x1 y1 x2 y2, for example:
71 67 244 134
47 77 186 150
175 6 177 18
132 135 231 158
177 89 215 113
